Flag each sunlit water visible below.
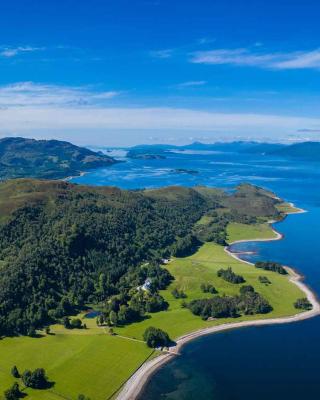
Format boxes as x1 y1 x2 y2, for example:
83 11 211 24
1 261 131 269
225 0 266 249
71 149 320 400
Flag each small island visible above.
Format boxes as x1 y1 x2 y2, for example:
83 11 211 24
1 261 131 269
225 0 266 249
126 149 167 160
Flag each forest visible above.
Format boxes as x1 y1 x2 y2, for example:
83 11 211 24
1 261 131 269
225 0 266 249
0 179 282 336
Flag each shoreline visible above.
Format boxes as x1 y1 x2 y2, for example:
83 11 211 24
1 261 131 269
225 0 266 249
117 205 320 400
62 171 88 182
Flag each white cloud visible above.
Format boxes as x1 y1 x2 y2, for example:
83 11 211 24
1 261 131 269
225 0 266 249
0 46 44 58
0 82 121 107
176 80 207 88
190 48 320 70
197 37 216 45
274 50 320 69
150 49 173 59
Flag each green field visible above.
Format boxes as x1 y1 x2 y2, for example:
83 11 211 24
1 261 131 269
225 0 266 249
114 240 303 339
0 222 305 400
0 334 154 400
226 222 278 243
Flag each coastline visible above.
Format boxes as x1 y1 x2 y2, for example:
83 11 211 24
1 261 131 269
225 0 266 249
62 171 88 182
117 205 320 400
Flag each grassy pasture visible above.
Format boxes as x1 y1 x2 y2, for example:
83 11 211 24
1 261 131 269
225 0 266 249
0 334 154 400
115 240 304 340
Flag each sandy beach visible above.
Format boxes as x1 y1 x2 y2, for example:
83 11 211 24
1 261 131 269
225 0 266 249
117 207 320 400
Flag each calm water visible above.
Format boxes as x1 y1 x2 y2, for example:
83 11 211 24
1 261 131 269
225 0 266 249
71 149 320 400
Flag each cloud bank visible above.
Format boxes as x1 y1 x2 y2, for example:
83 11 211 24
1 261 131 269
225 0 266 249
0 82 319 145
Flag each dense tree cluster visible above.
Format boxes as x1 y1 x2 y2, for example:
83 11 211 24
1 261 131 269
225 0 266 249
255 261 288 275
188 285 272 319
217 267 245 284
0 183 207 335
143 326 171 348
21 368 48 389
294 298 312 310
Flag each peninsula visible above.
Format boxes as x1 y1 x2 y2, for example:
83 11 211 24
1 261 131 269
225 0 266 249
0 181 317 400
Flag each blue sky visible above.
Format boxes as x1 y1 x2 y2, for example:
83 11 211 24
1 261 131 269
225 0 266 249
1 0 320 145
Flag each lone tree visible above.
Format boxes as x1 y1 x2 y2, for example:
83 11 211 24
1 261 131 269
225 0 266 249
143 327 170 348
4 382 21 400
11 366 19 378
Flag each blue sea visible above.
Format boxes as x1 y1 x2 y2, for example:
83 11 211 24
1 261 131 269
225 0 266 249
71 148 320 400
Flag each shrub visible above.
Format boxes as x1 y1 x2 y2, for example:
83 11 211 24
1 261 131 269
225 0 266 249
70 318 83 329
217 267 245 284
258 276 271 285
200 283 217 294
171 288 187 299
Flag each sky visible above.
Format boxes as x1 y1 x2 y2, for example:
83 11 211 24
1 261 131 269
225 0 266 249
1 0 320 146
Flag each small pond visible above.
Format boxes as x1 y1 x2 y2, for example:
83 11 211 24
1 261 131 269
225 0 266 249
84 310 102 319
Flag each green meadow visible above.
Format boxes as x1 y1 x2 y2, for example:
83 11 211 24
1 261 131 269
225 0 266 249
0 221 305 400
226 222 278 243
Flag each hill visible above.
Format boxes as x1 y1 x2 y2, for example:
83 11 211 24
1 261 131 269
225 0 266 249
268 141 320 161
125 141 287 156
0 179 281 336
0 137 118 180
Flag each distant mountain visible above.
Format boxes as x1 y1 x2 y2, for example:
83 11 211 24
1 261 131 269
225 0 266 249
268 142 320 161
0 137 118 180
182 141 259 152
126 141 320 161
126 141 286 155
239 143 286 154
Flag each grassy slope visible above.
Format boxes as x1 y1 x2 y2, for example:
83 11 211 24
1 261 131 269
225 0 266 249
276 202 302 214
0 221 305 400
